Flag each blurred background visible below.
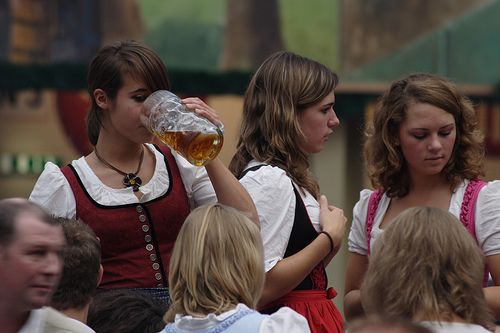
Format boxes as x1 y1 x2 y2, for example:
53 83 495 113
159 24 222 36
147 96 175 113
1 0 500 315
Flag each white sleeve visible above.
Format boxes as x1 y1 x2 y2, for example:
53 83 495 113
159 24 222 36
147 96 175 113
259 307 311 333
347 189 373 255
239 166 296 272
28 162 76 218
172 151 217 207
475 180 500 256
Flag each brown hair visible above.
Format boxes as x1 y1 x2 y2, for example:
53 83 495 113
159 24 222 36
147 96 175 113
88 289 167 333
86 40 171 145
348 315 433 333
364 73 484 197
362 206 493 330
51 218 101 311
229 51 338 199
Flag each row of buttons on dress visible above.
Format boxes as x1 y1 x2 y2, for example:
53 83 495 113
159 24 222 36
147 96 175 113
136 205 163 287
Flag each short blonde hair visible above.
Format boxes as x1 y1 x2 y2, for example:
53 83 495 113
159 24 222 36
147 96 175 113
164 204 264 322
362 207 493 329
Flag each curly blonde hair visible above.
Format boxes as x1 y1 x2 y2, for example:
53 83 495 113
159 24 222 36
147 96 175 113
362 207 493 330
364 73 484 197
164 204 264 322
229 51 338 199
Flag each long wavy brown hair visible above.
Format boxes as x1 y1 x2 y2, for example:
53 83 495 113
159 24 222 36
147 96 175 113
364 73 484 197
229 51 338 199
362 207 494 331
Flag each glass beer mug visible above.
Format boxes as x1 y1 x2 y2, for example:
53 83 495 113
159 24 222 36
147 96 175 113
142 90 224 166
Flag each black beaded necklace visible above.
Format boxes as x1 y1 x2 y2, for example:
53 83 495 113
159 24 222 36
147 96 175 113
94 146 144 192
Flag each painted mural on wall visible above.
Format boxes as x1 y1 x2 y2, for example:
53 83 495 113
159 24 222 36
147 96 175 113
340 0 492 73
1 0 499 198
477 103 500 155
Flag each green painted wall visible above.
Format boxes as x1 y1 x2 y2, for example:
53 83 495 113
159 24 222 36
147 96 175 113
346 0 500 85
280 0 340 71
139 0 340 71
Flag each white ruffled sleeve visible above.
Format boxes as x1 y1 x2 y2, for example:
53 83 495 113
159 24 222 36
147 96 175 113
259 307 311 333
475 180 500 256
348 189 373 255
239 165 296 272
172 151 217 208
28 162 76 218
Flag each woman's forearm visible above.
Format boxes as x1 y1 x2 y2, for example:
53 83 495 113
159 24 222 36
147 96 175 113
204 158 259 225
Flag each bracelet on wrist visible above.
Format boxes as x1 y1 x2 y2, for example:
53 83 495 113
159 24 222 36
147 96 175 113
319 231 334 253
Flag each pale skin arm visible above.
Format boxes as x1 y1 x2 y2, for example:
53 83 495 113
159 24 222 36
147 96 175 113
344 252 369 321
484 254 500 320
140 96 257 223
204 158 259 225
258 233 332 308
258 196 346 307
183 97 259 225
323 201 343 266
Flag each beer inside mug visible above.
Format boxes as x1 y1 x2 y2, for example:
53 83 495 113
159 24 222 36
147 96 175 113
154 129 224 166
143 90 224 166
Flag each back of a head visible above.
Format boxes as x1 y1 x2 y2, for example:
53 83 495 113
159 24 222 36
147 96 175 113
362 206 492 327
348 316 433 333
165 204 263 322
51 218 101 311
87 289 167 333
0 198 54 246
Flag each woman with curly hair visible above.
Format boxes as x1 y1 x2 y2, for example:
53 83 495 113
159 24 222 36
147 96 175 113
361 206 496 332
344 73 500 321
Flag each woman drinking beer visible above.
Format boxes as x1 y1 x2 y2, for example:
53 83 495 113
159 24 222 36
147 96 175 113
29 40 257 305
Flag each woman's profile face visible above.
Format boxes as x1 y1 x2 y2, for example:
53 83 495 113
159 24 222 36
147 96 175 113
297 91 339 154
398 102 456 178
